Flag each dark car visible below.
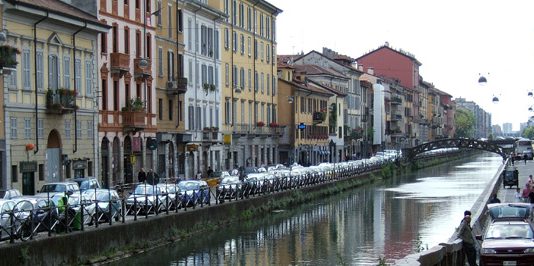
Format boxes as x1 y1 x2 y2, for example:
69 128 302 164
239 167 258 180
477 220 534 265
73 177 101 191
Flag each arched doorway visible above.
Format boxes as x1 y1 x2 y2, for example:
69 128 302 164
112 137 120 185
46 130 62 182
123 136 133 184
101 137 110 188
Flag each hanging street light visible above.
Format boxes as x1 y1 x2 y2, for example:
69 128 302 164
492 96 499 104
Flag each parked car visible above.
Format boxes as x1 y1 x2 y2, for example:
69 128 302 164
125 184 168 215
81 189 122 224
0 199 15 240
218 176 242 202
73 177 101 192
35 182 80 199
11 197 59 240
155 183 179 209
0 189 22 200
477 220 534 265
176 180 210 207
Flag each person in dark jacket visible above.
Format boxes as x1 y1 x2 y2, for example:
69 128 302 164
137 168 147 183
489 194 501 204
457 210 478 266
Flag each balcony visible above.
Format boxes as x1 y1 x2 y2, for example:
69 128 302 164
202 127 220 142
122 111 146 132
134 58 151 80
45 89 77 115
0 45 19 75
165 77 188 95
110 52 130 77
391 96 402 105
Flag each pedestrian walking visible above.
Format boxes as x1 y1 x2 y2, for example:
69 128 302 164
457 210 478 266
137 168 146 183
522 183 531 202
511 153 515 165
207 166 213 178
146 169 159 185
524 153 528 164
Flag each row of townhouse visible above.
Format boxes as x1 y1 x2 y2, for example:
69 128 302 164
275 44 461 166
0 0 480 193
0 0 282 192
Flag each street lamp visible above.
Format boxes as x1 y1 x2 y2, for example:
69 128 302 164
478 73 488 85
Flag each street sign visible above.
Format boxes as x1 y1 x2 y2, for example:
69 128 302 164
147 137 158 150
298 123 306 130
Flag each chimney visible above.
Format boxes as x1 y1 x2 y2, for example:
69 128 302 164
367 67 374 75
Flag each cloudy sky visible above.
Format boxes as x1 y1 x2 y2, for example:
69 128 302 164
269 0 534 130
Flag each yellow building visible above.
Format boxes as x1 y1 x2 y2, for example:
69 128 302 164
2 0 108 193
0 2 6 188
210 0 282 169
154 0 187 179
277 63 334 165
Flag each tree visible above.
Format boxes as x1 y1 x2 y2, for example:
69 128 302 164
522 126 534 139
454 108 475 138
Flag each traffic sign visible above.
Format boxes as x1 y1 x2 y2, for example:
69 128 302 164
298 123 306 130
147 137 158 150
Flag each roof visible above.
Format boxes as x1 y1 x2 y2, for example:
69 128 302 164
279 78 334 97
307 79 346 97
296 50 364 75
356 44 422 66
293 64 347 79
5 0 108 30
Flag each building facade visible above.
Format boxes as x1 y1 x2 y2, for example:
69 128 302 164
2 0 107 193
212 0 282 170
98 0 157 187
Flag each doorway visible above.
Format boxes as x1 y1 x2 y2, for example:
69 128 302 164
46 130 62 182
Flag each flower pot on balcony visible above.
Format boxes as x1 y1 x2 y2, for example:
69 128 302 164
0 45 20 69
257 121 265 127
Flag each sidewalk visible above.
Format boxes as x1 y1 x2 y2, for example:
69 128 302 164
496 158 534 202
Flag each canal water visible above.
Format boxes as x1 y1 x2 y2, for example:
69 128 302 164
113 153 501 265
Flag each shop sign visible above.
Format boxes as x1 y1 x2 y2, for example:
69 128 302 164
19 161 37 173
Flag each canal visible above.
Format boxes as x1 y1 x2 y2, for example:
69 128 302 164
113 153 502 265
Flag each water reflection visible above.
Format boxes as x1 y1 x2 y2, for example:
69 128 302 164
114 154 501 265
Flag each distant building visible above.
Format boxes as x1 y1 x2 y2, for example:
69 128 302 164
455 98 491 138
503 123 513 135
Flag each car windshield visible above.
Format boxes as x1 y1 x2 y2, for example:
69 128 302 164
40 184 66 193
485 223 534 239
133 185 156 195
489 205 529 219
178 182 200 191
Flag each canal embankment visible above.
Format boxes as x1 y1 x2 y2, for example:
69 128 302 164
0 150 480 265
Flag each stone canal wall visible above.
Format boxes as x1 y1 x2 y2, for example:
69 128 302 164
0 151 481 265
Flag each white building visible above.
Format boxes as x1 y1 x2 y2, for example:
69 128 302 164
182 1 225 178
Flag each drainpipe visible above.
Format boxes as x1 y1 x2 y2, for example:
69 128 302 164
34 12 49 154
72 22 87 154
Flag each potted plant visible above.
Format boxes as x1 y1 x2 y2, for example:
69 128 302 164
209 84 216 91
0 45 20 69
269 122 279 128
203 127 212 132
257 121 265 127
203 83 210 91
211 126 219 131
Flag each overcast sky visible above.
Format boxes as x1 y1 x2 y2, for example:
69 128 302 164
269 0 534 131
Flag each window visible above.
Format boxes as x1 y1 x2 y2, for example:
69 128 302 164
62 56 70 89
10 118 17 139
200 25 207 55
260 13 264 36
188 59 193 87
248 69 251 91
158 47 163 76
39 164 44 181
188 19 193 50
254 71 258 92
168 100 173 120
239 3 244 28
201 64 207 85
136 30 141 57
85 60 93 96
215 106 219 126
208 65 214 87
240 34 244 54
232 0 237 25
254 102 258 124
209 106 213 126
247 37 251 57
158 98 163 120
87 120 93 140
240 101 245 125
156 0 162 25
260 72 264 93
48 55 59 89
224 99 230 125
203 106 207 128
11 165 17 183
247 6 252 31
168 4 172 37
214 30 219 59
266 16 270 40
38 119 44 139
23 49 31 90
232 31 237 52
75 59 81 92
37 51 43 91
225 63 229 87
224 28 229 50
272 76 276 96
267 74 270 95
76 120 82 139
196 106 201 130
65 120 71 140
232 100 237 125
177 9 183 32
254 40 257 59
266 44 270 63
240 67 245 89
100 32 107 54
24 118 31 139
260 42 264 61
232 65 238 89
167 51 175 79
267 104 271 124
124 27 130 53
188 105 194 130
